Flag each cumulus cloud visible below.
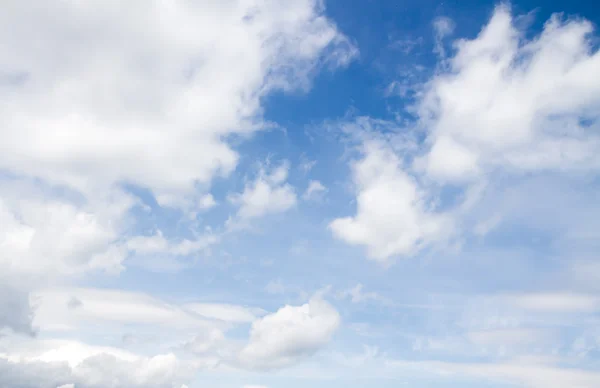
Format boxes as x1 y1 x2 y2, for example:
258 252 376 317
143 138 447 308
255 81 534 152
418 5 600 182
229 162 297 222
0 0 353 365
238 297 340 369
0 0 355 203
0 345 193 388
330 139 453 261
331 5 600 262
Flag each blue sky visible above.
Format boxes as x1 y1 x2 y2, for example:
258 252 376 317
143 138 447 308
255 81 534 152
1 0 600 387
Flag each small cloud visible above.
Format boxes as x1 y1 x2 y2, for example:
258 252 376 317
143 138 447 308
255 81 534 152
198 193 217 210
238 296 340 370
433 16 455 57
228 161 297 225
336 284 386 304
302 180 327 201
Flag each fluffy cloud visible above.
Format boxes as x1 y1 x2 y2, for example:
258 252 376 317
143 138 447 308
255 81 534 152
330 138 453 261
0 0 355 202
0 343 193 388
332 5 600 261
229 162 297 222
238 297 340 369
418 5 600 182
0 0 353 361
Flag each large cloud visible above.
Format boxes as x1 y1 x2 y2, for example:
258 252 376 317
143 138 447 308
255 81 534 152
418 5 600 182
0 0 354 338
0 0 355 203
331 5 600 261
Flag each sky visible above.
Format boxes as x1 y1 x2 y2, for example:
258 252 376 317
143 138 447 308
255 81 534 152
1 0 600 387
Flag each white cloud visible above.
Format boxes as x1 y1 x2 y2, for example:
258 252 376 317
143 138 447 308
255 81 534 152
302 180 327 201
418 5 600 182
238 297 340 369
0 340 193 388
229 162 297 221
0 0 355 203
0 0 354 338
330 139 453 261
198 194 217 210
0 181 131 278
332 5 600 261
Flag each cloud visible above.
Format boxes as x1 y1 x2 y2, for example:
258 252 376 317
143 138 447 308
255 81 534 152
198 194 217 210
336 284 386 304
418 5 600 182
31 288 219 332
302 180 327 201
0 342 193 388
0 180 131 278
0 0 354 339
238 297 340 370
433 16 455 57
331 5 600 262
0 179 131 333
229 162 297 222
329 138 453 261
0 0 356 203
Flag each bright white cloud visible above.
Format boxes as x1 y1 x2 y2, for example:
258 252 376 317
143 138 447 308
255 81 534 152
229 162 297 221
0 0 353 346
418 5 600 182
238 297 340 369
0 180 131 277
0 0 355 202
332 5 600 262
330 139 453 261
